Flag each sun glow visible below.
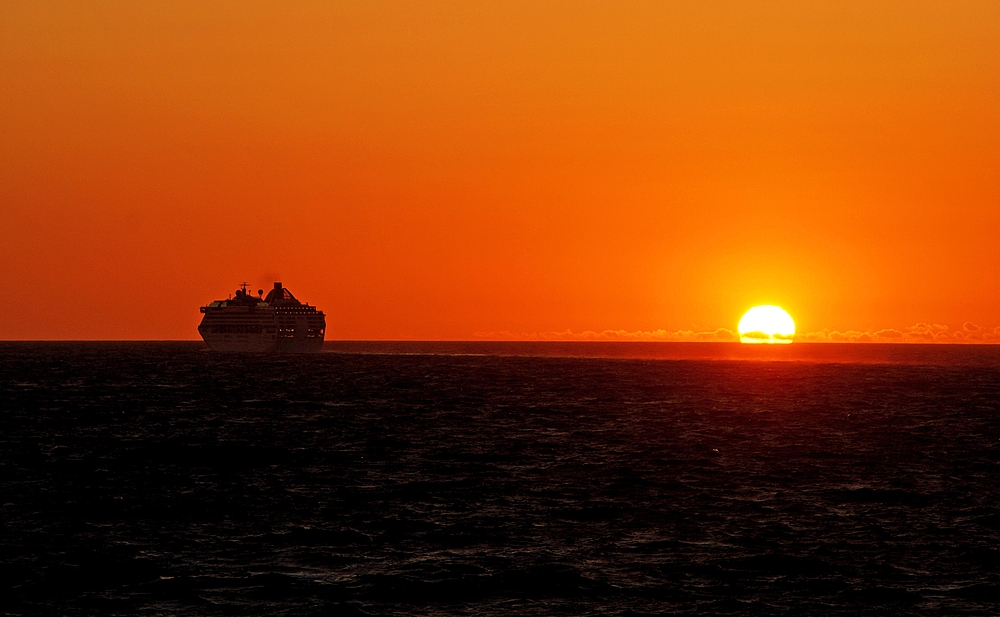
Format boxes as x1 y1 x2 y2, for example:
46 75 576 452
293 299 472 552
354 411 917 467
738 305 795 344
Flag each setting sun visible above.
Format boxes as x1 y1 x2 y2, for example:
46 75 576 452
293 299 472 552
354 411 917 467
738 306 795 344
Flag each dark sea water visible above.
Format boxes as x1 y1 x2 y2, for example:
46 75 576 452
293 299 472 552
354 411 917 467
3 342 1000 616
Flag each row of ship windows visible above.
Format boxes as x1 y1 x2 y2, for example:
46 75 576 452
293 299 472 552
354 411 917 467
206 320 323 325
206 320 322 324
210 325 325 335
206 321 320 328
210 325 270 334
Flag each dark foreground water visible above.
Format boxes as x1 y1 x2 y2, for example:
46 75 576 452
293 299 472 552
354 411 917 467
3 342 1000 616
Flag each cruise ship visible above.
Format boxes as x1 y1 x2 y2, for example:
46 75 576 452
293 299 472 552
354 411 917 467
198 282 326 352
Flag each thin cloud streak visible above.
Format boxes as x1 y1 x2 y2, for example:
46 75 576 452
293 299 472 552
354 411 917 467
474 323 1000 343
473 328 739 342
799 323 1000 343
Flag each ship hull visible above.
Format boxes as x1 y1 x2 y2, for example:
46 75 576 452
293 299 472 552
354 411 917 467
198 329 279 353
198 308 325 353
199 335 326 353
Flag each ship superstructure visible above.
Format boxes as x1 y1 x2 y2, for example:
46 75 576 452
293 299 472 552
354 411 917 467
198 282 326 352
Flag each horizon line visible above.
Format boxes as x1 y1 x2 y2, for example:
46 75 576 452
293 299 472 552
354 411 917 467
3 339 1000 345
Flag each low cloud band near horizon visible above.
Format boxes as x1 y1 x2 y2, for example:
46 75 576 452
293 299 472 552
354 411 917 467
474 323 1000 343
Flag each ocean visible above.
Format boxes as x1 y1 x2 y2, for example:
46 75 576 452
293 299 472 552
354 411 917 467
2 341 1000 615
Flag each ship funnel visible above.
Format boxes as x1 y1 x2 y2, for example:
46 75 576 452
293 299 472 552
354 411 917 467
274 282 282 292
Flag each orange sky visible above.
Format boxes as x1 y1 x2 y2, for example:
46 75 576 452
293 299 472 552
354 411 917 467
2 1 999 340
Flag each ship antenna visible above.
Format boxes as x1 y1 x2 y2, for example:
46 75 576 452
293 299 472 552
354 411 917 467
241 282 251 293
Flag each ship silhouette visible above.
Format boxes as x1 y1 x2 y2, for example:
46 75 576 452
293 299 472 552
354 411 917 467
198 282 326 352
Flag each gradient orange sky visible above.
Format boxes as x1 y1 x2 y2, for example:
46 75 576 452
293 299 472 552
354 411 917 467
2 2 999 340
